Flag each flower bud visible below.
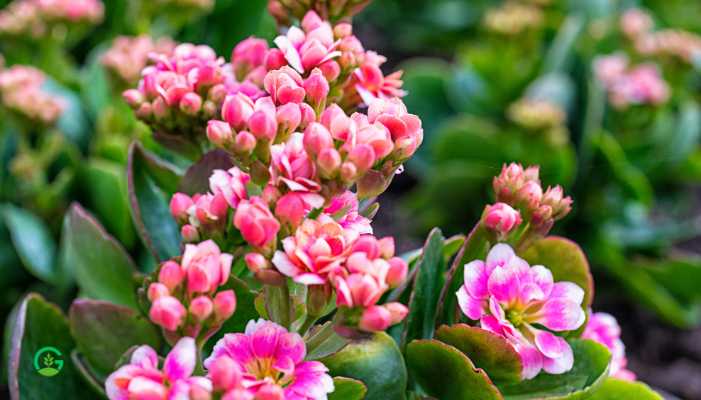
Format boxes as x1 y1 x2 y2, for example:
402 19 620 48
276 102 302 134
248 109 277 140
483 202 522 235
150 296 187 331
213 290 237 321
340 162 357 182
222 93 254 128
304 68 329 105
148 282 170 302
378 237 395 259
385 302 409 325
170 193 194 223
349 144 376 172
244 252 269 273
189 296 214 321
386 257 408 288
359 305 392 332
135 102 152 119
317 148 341 177
303 122 333 156
235 131 257 154
152 97 168 119
265 49 287 70
180 92 202 115
207 120 233 147
319 60 341 82
158 261 185 291
181 224 200 243
122 89 143 107
517 180 543 209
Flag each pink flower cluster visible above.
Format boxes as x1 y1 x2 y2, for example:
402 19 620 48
205 319 334 399
483 202 522 237
492 163 572 235
582 312 636 381
594 54 669 109
457 244 586 379
147 240 237 343
123 43 230 146
106 337 212 400
0 65 65 125
267 0 371 26
0 0 103 39
102 35 176 87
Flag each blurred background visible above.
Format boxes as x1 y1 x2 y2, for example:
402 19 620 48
0 0 700 398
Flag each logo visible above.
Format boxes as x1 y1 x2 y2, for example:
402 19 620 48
34 346 64 377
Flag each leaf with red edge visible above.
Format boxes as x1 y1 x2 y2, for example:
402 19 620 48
178 149 233 195
436 324 522 383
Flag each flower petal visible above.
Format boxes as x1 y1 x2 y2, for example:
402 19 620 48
163 337 196 381
463 260 489 299
537 298 586 331
486 243 515 269
542 339 574 375
457 286 483 320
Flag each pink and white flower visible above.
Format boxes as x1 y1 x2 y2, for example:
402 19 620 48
273 11 341 74
456 243 586 379
209 167 251 208
234 196 281 250
353 51 406 106
205 319 334 399
583 312 636 381
105 337 212 400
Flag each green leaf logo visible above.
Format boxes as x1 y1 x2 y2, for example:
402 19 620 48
34 346 64 377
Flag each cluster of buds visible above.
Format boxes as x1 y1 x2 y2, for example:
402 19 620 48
205 319 334 399
457 244 586 379
147 240 237 344
594 54 669 109
483 2 544 35
582 312 636 381
267 0 371 26
122 43 229 149
0 65 65 126
0 0 103 40
101 35 176 88
492 163 572 236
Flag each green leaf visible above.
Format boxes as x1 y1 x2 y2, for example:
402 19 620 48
178 149 233 195
522 237 594 308
406 339 503 400
60 203 138 308
321 332 407 400
127 142 183 262
435 324 522 383
402 228 445 346
80 159 136 249
42 78 92 151
204 277 259 355
496 339 611 400
2 204 60 285
69 299 161 376
70 350 107 397
634 254 701 305
6 293 94 399
329 377 368 400
588 377 662 400
305 322 349 361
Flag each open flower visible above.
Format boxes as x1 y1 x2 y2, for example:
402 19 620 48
583 312 636 381
273 11 341 74
205 319 334 399
457 243 586 379
105 337 212 400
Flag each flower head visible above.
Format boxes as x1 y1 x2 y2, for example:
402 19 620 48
457 243 586 379
102 35 176 87
583 312 636 381
205 319 334 399
0 65 65 125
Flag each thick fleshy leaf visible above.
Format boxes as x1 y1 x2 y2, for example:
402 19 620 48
71 350 107 396
588 377 662 400
2 204 60 285
81 159 136 249
496 339 611 400
127 142 183 262
305 322 349 361
402 228 445 346
435 324 522 383
328 377 367 400
6 293 94 399
321 332 407 400
522 237 594 308
406 339 503 400
204 277 259 355
69 299 161 376
178 149 233 195
42 78 92 151
60 203 138 308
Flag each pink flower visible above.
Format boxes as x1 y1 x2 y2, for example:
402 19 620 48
272 215 357 285
367 97 423 160
324 191 372 236
594 54 628 87
273 11 341 74
209 167 251 208
270 132 320 192
620 8 653 39
232 36 269 78
181 240 234 294
149 295 187 332
274 191 325 228
583 312 636 381
353 52 406 105
483 203 522 235
234 196 281 249
456 243 586 379
102 35 175 85
106 338 211 400
170 193 194 224
0 65 65 125
205 319 334 399
264 66 306 105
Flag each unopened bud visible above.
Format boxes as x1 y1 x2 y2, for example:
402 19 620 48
213 290 237 321
189 296 214 321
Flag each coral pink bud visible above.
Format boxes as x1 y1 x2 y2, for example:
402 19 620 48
181 224 200 243
207 120 233 147
349 144 376 171
150 296 187 331
517 180 543 209
235 131 257 153
301 41 328 71
275 193 308 227
152 97 168 119
299 103 316 129
222 94 254 128
340 162 357 182
234 197 281 248
148 283 170 302
208 84 228 103
319 61 341 82
304 68 329 104
122 89 143 107
208 356 242 391
302 10 324 31
159 261 185 291
378 237 395 259
265 49 287 70
303 122 333 156
249 110 278 140
359 305 392 332
244 252 269 273
276 103 302 133
170 193 193 223
385 302 409 325
189 296 214 321
213 290 237 321
180 92 202 115
386 257 408 288
135 102 152 119
232 37 269 73
317 148 341 176
484 202 522 234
